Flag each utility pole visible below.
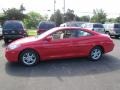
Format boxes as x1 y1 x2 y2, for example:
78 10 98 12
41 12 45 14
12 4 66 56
63 0 65 14
63 0 66 22
54 0 56 21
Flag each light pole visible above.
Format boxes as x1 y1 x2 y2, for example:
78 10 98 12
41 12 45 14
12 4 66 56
63 0 65 14
54 0 56 21
63 0 66 22
54 0 56 14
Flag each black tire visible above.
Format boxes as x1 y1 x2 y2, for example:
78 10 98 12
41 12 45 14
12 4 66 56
19 49 40 66
115 36 119 39
4 38 9 43
89 46 103 61
106 31 110 36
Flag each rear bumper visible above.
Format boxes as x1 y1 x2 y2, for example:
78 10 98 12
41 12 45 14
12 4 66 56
104 41 114 53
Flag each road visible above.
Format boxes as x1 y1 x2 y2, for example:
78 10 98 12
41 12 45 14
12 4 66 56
0 38 120 90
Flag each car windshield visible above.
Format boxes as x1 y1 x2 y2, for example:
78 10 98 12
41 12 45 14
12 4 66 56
39 22 56 30
3 22 23 30
114 24 120 28
93 24 104 28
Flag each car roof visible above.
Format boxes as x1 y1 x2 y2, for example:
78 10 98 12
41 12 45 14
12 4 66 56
85 23 103 25
4 20 23 25
51 27 99 34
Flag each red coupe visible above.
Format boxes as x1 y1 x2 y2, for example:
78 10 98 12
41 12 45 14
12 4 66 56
5 27 114 66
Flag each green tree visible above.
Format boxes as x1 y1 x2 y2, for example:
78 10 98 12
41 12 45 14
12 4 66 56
3 5 26 20
106 18 115 23
50 9 63 26
115 16 120 23
3 8 26 20
64 9 75 22
19 4 26 13
74 15 81 21
80 16 90 22
91 9 107 24
24 11 44 29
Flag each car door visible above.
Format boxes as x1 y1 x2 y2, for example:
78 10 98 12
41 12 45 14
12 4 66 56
70 29 94 56
40 29 75 60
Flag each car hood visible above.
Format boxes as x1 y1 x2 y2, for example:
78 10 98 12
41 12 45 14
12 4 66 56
12 36 39 45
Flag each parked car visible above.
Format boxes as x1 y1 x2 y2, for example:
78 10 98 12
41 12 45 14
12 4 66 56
5 27 114 66
0 24 2 38
103 23 120 38
37 21 56 35
60 21 85 27
81 23 105 34
2 20 28 43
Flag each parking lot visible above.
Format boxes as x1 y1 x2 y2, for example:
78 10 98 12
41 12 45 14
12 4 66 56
0 38 120 90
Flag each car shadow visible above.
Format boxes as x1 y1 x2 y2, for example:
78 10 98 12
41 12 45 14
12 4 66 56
5 54 120 78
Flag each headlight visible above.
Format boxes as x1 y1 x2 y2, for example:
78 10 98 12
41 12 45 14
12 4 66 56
7 44 21 50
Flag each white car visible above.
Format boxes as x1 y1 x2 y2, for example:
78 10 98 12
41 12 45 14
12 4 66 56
0 25 2 37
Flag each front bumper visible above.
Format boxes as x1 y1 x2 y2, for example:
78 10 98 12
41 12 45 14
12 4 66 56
5 49 20 62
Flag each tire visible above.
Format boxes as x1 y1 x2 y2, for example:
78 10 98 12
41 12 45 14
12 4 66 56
89 46 103 61
106 31 110 36
19 49 40 66
4 38 9 43
115 36 119 39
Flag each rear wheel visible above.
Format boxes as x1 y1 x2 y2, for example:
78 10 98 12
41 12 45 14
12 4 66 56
89 46 103 61
19 49 40 66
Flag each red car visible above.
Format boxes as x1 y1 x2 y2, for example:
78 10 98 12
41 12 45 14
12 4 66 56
5 27 114 66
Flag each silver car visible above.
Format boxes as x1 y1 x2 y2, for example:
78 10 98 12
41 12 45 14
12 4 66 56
103 23 120 38
81 23 105 34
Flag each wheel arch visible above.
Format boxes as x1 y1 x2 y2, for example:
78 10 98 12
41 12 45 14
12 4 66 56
91 45 105 54
18 48 41 61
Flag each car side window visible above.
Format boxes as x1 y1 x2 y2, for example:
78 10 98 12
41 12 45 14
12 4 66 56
51 30 77 40
51 29 92 41
77 30 92 37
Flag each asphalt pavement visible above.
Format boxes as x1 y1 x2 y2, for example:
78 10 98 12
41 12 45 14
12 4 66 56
0 38 120 90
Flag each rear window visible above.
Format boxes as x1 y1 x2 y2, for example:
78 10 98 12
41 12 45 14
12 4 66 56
114 24 120 28
39 22 56 30
3 22 23 30
93 24 104 28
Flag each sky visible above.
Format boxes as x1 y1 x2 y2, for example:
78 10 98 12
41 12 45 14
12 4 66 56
0 0 120 18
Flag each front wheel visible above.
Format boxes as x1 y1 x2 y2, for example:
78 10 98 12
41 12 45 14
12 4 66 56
89 47 103 61
19 49 39 66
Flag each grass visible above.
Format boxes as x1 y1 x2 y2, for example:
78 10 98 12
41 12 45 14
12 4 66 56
27 29 37 36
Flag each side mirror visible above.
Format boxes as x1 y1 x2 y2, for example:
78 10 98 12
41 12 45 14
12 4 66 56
45 36 52 41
